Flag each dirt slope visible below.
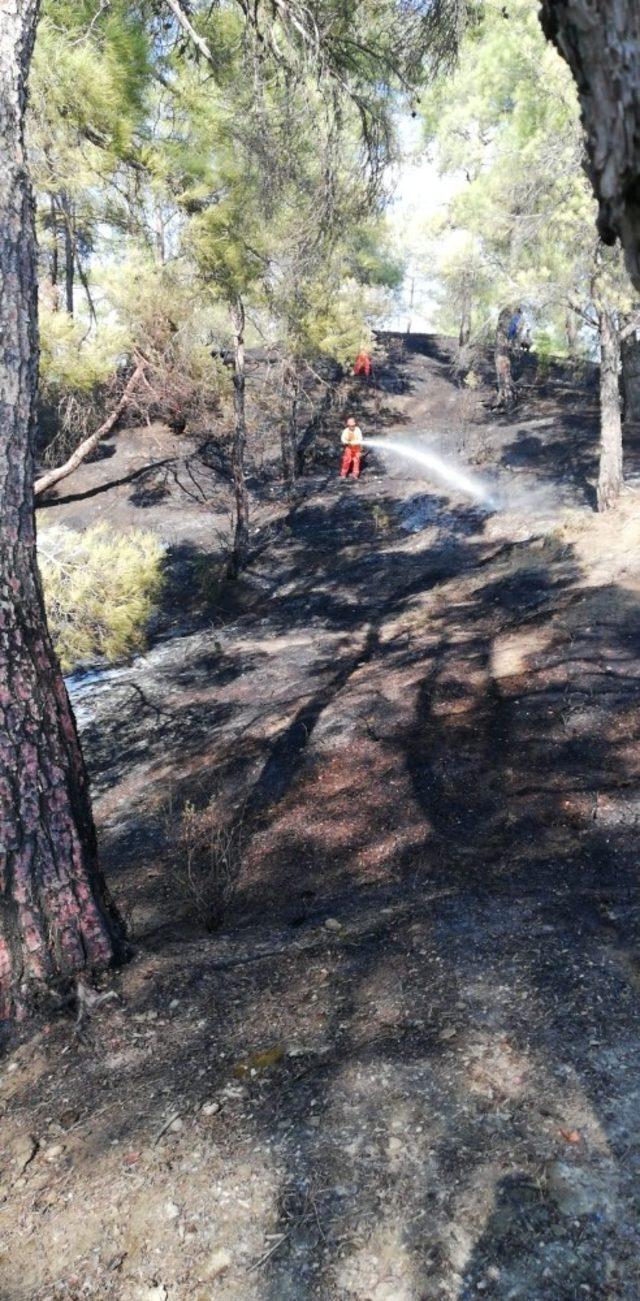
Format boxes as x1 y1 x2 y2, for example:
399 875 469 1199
4 338 640 1300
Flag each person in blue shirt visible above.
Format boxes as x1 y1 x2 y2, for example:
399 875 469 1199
507 307 524 343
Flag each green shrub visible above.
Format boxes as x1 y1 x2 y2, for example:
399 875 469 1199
531 329 556 379
38 523 164 671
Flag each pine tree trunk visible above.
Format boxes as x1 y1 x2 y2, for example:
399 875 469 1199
565 310 579 356
281 363 299 490
621 328 640 423
495 307 514 408
154 202 165 267
459 312 471 348
60 191 74 316
49 193 59 301
0 0 124 1018
540 1 640 292
596 309 623 512
228 298 249 579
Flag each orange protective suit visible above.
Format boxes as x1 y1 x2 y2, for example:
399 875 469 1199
340 445 362 478
340 423 363 478
353 351 372 377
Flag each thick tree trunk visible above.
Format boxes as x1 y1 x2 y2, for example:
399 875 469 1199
540 1 640 292
227 299 249 579
495 307 514 408
596 309 623 512
621 327 640 423
0 0 124 1018
281 362 299 490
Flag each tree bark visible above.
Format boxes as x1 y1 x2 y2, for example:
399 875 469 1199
621 326 640 422
34 363 145 498
49 192 58 301
565 310 579 356
0 0 124 1018
596 308 623 512
459 310 471 348
281 362 299 490
227 298 249 578
406 276 415 336
60 191 74 316
494 307 514 408
540 1 640 292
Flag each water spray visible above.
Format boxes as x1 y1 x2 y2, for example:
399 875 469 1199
365 436 494 508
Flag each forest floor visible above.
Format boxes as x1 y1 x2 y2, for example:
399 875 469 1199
5 338 640 1299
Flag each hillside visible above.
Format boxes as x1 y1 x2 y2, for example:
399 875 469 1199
4 336 640 1300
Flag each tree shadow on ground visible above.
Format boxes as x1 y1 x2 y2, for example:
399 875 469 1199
17 335 640 1295
246 559 640 1299
36 454 177 507
6 477 640 1297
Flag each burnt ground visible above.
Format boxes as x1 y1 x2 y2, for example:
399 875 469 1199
4 338 640 1298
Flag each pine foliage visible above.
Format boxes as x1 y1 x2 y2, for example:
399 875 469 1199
38 525 165 671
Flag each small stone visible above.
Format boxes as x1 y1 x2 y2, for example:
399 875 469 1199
388 1136 403 1154
165 1201 180 1220
201 1101 221 1117
203 1247 232 1280
324 918 342 932
169 1118 184 1133
59 1109 80 1130
11 1134 38 1173
43 1144 65 1163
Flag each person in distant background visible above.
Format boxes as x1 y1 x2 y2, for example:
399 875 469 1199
507 307 524 345
340 415 363 479
353 349 372 379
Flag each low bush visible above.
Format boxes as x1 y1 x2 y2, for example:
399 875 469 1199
38 523 164 671
163 793 246 929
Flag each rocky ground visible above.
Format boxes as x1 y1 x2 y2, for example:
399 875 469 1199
3 338 640 1299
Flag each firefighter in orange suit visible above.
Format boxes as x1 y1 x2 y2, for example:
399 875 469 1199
354 350 373 378
340 416 363 479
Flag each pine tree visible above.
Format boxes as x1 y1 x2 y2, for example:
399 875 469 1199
0 0 124 1019
421 0 639 510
